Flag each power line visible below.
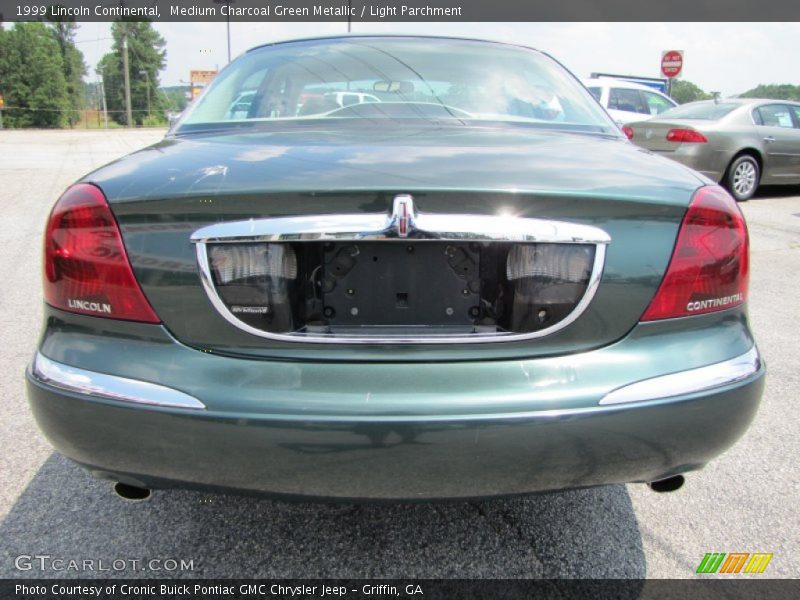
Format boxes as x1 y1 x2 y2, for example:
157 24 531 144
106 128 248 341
74 37 114 44
1 105 153 113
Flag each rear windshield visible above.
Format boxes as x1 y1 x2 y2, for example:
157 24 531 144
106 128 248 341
177 37 617 134
658 102 740 120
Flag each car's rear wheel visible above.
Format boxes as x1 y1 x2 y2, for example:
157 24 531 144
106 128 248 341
725 154 760 201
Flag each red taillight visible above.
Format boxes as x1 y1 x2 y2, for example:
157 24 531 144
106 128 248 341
622 126 634 140
666 128 708 143
641 185 749 321
44 183 160 323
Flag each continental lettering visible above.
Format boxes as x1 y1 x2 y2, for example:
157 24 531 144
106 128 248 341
686 294 743 312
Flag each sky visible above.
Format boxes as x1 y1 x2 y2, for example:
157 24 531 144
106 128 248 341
73 22 800 96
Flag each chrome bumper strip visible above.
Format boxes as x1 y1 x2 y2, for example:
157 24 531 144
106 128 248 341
29 353 206 411
599 346 761 406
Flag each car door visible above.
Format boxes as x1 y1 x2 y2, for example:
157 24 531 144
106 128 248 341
789 105 800 180
753 103 800 181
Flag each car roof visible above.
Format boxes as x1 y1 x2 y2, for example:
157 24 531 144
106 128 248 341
246 34 542 55
679 98 800 108
582 78 668 94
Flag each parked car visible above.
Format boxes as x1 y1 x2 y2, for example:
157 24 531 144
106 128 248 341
28 36 763 501
225 90 257 120
583 77 677 125
296 91 381 116
325 91 381 107
624 98 800 201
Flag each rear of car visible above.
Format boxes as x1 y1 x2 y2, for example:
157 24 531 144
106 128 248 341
624 102 749 181
626 99 800 200
27 37 764 500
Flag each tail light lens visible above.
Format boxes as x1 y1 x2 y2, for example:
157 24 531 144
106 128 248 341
207 243 298 331
641 185 748 321
44 183 160 323
666 128 708 143
622 126 634 140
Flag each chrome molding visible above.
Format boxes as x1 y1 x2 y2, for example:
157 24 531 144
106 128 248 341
190 197 611 245
192 196 611 345
30 352 206 410
599 346 761 406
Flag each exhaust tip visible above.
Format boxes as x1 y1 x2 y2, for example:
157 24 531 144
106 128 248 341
648 475 685 493
113 482 152 501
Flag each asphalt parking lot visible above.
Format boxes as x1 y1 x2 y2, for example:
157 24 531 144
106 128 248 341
0 129 797 579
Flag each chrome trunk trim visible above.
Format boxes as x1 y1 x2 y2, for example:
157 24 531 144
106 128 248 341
599 346 762 405
29 352 206 410
191 196 611 345
190 201 611 246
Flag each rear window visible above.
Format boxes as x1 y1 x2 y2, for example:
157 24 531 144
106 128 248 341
177 37 616 134
659 102 740 120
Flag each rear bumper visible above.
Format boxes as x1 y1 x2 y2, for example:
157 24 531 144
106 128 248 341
26 311 765 500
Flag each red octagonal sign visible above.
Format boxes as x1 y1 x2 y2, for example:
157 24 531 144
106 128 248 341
661 50 684 79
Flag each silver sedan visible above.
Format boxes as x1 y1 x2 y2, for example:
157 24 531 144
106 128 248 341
625 99 800 200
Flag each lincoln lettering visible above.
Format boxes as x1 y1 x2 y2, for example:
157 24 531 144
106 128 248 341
67 299 112 314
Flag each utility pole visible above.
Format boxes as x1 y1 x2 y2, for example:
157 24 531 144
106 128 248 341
139 70 151 117
226 12 231 63
121 26 133 126
99 79 109 129
213 0 233 63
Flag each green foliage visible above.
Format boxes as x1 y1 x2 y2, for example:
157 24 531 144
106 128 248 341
0 23 70 127
738 84 800 102
49 21 88 126
160 85 190 112
670 80 713 105
99 21 167 126
142 113 167 127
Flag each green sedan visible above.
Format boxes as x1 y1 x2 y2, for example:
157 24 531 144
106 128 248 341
27 36 763 501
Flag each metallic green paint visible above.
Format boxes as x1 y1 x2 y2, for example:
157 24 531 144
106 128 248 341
81 124 702 360
29 306 762 499
37 305 755 414
88 127 703 203
28 36 764 499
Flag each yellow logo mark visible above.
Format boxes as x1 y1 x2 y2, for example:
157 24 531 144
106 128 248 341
744 553 773 574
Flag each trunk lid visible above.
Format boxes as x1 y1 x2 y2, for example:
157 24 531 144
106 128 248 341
90 125 701 362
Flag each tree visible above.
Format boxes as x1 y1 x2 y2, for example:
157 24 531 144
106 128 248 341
49 21 88 126
0 23 70 127
739 84 800 102
159 85 190 113
670 80 712 104
99 21 166 126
